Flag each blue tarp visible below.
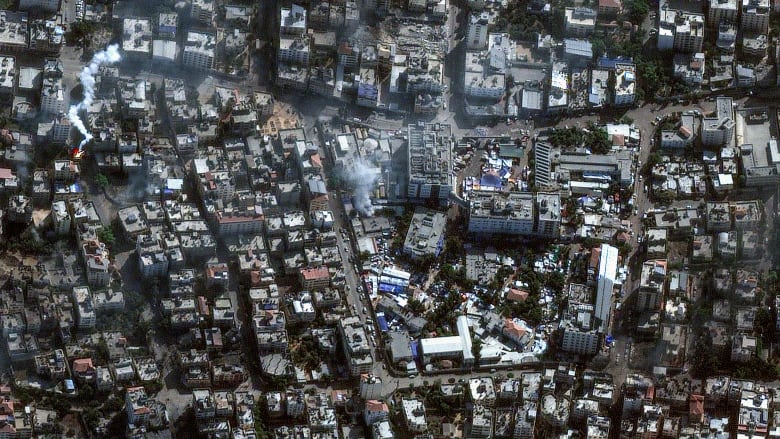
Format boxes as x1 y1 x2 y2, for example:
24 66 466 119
597 56 634 69
411 341 419 359
377 315 389 332
379 283 404 295
480 173 503 189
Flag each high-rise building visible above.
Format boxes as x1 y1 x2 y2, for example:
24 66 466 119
741 0 770 32
534 141 553 188
338 316 373 376
674 13 705 53
701 96 735 148
560 302 600 355
406 122 454 205
595 244 618 333
182 31 216 70
467 13 490 50
708 0 737 27
636 260 667 311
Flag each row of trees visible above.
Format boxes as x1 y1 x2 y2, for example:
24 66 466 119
548 124 611 154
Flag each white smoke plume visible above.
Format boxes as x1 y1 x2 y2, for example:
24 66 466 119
68 44 122 152
344 159 379 216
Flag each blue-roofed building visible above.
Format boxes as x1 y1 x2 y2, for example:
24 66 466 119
480 172 503 190
378 283 405 295
377 313 389 331
597 56 634 69
158 13 178 40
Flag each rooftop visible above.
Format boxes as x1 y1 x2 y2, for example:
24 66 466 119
122 18 152 55
0 11 28 49
407 122 454 188
184 31 216 57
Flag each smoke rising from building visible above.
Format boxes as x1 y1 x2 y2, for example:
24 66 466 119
345 159 379 217
68 44 122 153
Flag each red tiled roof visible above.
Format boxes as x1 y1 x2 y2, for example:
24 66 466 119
0 400 12 415
503 319 527 338
589 247 601 269
198 296 210 315
599 0 622 8
507 289 529 302
300 267 329 280
73 358 95 373
689 394 704 415
365 400 388 412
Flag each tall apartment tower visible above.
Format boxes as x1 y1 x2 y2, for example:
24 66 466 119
707 0 737 27
673 13 705 53
741 0 770 32
467 12 490 50
594 244 619 333
534 141 553 189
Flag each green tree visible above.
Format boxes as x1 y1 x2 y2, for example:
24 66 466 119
98 227 116 246
443 234 464 261
624 0 650 24
637 59 666 98
590 35 607 59
12 227 50 255
406 298 426 315
546 271 566 295
549 127 585 149
616 242 633 258
82 408 101 433
253 406 270 439
471 337 483 367
95 174 109 189
756 307 776 343
690 335 719 378
585 123 612 154
65 21 95 46
643 152 662 174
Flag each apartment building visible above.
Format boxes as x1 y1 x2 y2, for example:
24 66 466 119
278 36 310 66
613 64 637 106
675 13 705 53
741 0 770 32
406 122 454 205
467 12 490 50
708 0 738 27
560 302 600 355
701 96 735 147
338 316 373 376
182 31 216 70
72 286 96 330
467 190 561 237
564 7 597 37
